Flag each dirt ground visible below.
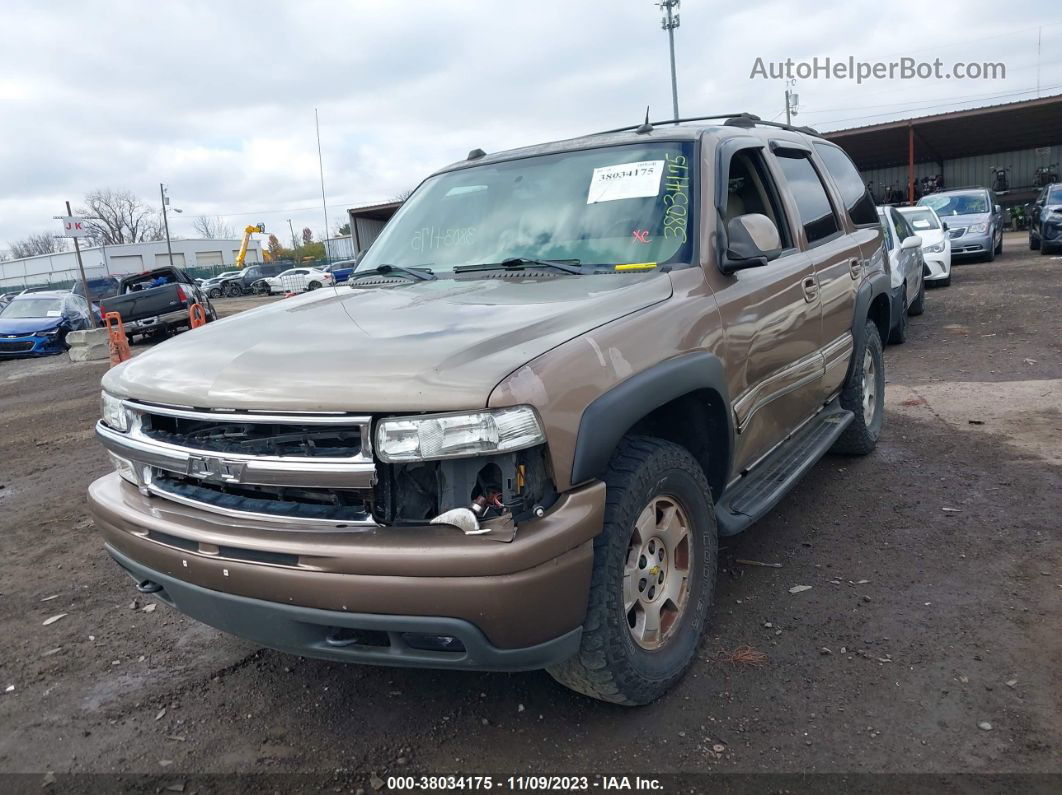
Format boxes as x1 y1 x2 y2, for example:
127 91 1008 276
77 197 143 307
1 237 1059 788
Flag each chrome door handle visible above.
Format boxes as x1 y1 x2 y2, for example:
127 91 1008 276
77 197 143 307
802 276 819 302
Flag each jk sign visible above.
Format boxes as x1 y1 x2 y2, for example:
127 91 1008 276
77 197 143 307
59 216 90 237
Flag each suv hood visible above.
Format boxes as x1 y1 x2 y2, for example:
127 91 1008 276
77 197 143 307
103 273 673 412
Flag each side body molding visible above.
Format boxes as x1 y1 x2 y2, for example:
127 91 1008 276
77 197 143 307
570 352 733 486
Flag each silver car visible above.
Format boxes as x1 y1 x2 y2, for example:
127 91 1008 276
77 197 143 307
877 206 926 344
917 188 1004 261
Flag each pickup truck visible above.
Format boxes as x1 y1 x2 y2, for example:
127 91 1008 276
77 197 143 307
90 114 891 705
99 267 216 341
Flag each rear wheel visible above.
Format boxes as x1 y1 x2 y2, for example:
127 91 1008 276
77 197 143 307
1030 233 1040 250
994 234 1003 255
223 282 242 298
547 436 716 706
207 287 222 299
308 280 322 290
833 320 885 456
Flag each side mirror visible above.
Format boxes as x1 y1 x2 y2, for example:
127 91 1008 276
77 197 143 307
994 204 1002 214
941 222 949 231
721 213 782 274
901 235 923 251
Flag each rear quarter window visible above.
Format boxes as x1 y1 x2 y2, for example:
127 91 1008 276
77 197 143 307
814 143 877 226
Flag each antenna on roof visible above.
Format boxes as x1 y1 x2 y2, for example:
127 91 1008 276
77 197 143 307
635 106 653 135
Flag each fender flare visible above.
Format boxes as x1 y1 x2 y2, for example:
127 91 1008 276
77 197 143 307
570 352 734 486
848 271 892 379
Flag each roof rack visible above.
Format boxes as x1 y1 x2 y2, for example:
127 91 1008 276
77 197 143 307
593 113 820 138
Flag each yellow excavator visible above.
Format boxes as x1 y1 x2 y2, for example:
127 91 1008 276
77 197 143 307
236 224 267 267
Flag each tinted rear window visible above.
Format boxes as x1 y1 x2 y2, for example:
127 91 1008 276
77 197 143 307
814 143 877 226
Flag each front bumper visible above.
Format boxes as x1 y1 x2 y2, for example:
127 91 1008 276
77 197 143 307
88 473 604 669
923 254 952 281
0 333 64 358
949 232 993 257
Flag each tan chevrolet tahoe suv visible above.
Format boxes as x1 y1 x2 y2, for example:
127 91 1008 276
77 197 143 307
89 114 892 705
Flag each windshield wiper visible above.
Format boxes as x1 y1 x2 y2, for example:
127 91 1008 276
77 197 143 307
349 264 436 282
454 257 584 275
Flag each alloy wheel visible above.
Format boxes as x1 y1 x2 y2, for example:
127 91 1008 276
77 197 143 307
624 496 692 651
862 347 877 426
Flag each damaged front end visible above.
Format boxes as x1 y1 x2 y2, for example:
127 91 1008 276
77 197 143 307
97 398 556 541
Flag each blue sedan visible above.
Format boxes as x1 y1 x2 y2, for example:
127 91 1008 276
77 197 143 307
0 291 93 358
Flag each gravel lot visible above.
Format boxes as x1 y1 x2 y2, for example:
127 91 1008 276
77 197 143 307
1 238 1059 787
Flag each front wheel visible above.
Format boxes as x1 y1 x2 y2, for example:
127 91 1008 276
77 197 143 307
207 287 222 299
1030 233 1041 251
888 292 909 344
547 436 716 706
908 279 925 316
223 282 242 298
995 234 1003 255
832 320 885 456
307 280 322 290
252 280 270 295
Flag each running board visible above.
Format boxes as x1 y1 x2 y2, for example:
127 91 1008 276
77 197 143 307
716 402 854 537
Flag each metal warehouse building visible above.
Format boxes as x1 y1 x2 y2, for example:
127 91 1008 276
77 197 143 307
824 93 1062 208
0 238 264 292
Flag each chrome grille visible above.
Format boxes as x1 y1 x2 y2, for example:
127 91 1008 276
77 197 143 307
97 400 378 526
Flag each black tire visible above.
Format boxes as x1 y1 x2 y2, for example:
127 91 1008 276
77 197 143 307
888 291 908 344
223 282 242 298
984 242 996 262
832 320 885 456
207 287 222 299
307 280 322 290
994 235 1003 255
908 279 925 316
1030 234 1040 251
547 436 717 706
252 280 270 295
936 274 951 287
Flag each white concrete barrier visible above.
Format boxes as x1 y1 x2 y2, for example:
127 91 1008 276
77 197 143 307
67 328 110 363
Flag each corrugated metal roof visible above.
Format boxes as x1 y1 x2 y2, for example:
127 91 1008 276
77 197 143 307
823 93 1062 170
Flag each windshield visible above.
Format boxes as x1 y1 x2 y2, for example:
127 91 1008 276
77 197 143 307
1049 187 1062 204
357 142 695 275
920 192 989 216
1 297 63 319
900 208 940 230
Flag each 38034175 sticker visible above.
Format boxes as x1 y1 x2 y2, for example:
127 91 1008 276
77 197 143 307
586 160 665 204
662 153 690 243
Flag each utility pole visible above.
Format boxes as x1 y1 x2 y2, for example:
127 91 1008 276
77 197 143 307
287 218 299 259
784 87 799 126
66 200 97 328
315 108 330 258
658 0 681 122
160 183 174 266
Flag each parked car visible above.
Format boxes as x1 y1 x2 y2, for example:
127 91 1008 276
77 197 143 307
99 266 216 342
877 206 926 343
0 292 18 311
917 187 1004 261
0 290 93 358
254 267 334 294
898 205 952 287
216 262 289 296
90 116 893 705
1028 182 1062 254
200 270 244 299
322 259 357 283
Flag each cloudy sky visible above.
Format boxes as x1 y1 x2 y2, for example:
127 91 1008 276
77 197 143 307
1 0 1059 251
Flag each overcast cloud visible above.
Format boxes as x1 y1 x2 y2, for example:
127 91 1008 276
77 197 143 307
1 0 1059 250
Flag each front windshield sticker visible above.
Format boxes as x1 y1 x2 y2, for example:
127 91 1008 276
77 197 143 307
411 225 477 252
586 160 664 204
46 310 61 317
662 152 690 243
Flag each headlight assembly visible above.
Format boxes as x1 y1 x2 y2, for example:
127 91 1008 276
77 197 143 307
966 222 988 234
375 406 545 462
924 241 945 253
100 391 130 432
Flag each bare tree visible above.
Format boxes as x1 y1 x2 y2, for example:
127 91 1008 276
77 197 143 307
78 189 163 245
8 232 67 259
191 215 235 239
392 188 414 202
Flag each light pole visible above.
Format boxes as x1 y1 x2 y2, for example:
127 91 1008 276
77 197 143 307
658 0 681 122
784 87 799 126
287 218 299 260
160 183 175 266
